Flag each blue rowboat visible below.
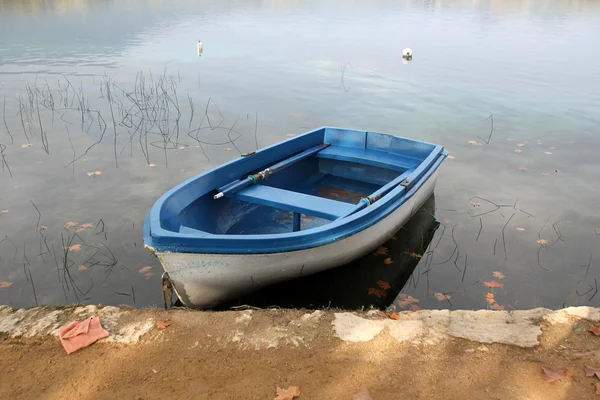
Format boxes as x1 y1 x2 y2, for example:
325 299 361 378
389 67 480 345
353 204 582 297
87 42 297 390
143 126 448 309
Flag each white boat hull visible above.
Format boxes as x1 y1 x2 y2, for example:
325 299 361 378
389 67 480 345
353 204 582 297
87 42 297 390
155 169 440 309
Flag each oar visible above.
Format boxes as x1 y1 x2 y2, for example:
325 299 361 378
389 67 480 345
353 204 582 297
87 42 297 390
214 142 330 200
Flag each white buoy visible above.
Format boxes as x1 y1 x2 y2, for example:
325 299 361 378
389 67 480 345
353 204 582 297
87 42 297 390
197 40 203 56
402 48 413 60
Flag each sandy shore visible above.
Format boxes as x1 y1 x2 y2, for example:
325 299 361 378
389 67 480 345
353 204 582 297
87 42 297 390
2 304 600 399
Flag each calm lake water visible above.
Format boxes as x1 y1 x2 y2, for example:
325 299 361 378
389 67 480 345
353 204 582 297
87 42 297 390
1 0 599 312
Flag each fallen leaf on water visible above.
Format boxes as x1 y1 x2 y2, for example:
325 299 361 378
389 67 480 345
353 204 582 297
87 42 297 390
443 218 451 224
274 386 300 400
397 293 419 308
138 266 152 274
157 320 171 330
518 166 528 171
286 133 296 137
179 146 186 150
537 239 548 245
541 172 551 176
434 292 451 301
483 281 504 288
34 225 47 232
65 244 82 252
77 265 87 271
467 140 482 146
470 202 481 207
86 171 102 176
585 365 600 379
0 210 7 215
372 246 388 256
517 143 526 147
224 147 232 151
180 169 186 172
541 366 566 382
352 389 373 400
544 151 553 155
80 223 93 229
506 138 515 141
447 154 455 159
377 280 391 290
388 311 400 320
493 271 505 280
0 281 13 289
148 163 156 167
514 149 522 153
485 292 495 305
589 325 600 336
408 252 422 259
516 227 526 231
384 257 393 265
64 221 77 229
409 304 421 311
21 143 32 148
145 272 154 279
548 146 556 150
368 287 387 298
490 303 505 310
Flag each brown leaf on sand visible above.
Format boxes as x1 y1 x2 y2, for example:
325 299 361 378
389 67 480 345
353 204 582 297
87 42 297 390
493 271 505 280
0 281 13 289
86 171 102 176
388 311 400 320
156 320 171 330
77 265 88 271
483 281 504 288
138 266 152 274
368 288 387 298
383 257 393 265
589 325 600 336
540 366 566 382
377 280 391 290
585 365 600 379
397 293 419 308
372 246 388 256
274 385 300 400
352 389 374 400
434 292 451 301
65 244 82 252
597 383 600 395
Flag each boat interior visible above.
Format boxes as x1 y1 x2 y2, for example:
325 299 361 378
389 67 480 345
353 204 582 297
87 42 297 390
173 128 439 236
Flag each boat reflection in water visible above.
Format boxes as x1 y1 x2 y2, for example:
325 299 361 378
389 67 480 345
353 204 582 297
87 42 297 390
218 194 440 310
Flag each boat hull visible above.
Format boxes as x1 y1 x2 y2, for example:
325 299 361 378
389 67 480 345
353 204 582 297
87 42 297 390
155 168 440 309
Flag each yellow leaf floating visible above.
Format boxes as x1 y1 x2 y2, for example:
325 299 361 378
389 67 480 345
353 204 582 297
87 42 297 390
0 281 13 288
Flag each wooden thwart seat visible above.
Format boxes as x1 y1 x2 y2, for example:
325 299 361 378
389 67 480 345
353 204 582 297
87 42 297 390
226 184 354 220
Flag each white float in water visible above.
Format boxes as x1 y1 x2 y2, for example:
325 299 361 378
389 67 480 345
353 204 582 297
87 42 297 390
197 40 203 56
402 48 413 60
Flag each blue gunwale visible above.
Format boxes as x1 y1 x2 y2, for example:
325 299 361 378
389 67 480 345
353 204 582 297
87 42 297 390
143 126 447 254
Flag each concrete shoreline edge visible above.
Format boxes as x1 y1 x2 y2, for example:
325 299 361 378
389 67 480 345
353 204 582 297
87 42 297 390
2 304 599 348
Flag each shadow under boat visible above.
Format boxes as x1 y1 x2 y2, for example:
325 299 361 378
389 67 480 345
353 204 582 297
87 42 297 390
215 193 440 311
